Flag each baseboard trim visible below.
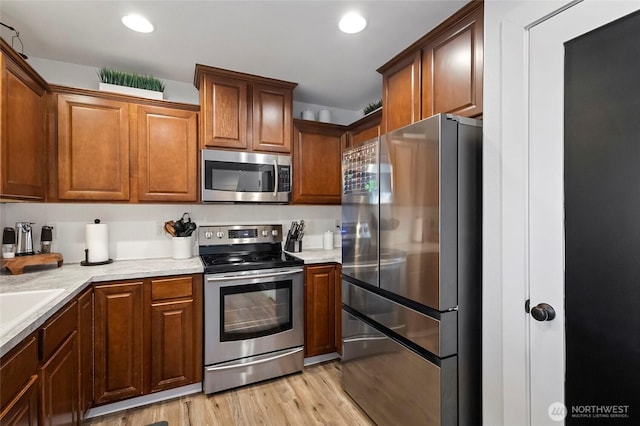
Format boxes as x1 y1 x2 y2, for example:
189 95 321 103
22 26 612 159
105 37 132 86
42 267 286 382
304 352 341 366
85 383 202 419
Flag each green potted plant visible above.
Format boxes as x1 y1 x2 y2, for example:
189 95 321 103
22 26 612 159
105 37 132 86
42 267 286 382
363 98 382 115
97 67 165 100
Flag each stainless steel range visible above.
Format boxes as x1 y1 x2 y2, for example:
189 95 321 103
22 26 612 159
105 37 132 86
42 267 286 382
199 224 304 394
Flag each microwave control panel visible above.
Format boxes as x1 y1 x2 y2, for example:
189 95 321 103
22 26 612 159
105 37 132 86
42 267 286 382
278 166 291 192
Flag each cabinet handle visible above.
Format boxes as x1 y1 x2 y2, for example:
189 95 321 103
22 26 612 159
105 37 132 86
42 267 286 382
273 159 279 197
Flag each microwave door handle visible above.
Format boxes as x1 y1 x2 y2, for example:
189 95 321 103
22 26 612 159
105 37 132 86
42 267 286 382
273 159 279 197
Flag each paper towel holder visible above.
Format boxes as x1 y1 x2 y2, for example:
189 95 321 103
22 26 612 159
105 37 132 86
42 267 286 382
81 248 113 266
81 219 113 266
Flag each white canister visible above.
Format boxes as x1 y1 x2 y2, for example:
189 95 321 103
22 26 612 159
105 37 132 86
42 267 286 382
302 109 315 120
318 109 331 123
172 236 192 260
323 231 334 250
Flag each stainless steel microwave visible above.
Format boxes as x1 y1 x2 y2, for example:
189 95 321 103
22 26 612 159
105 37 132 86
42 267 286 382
201 149 292 203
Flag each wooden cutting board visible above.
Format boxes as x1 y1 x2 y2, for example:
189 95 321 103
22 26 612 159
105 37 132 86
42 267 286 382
1 253 64 275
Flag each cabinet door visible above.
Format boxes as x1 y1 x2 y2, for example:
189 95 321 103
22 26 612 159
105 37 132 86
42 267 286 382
57 94 130 200
200 74 247 149
0 51 47 201
93 282 144 405
39 333 79 426
0 336 38 426
136 105 198 202
304 264 337 357
292 120 344 204
346 110 381 150
422 5 483 118
77 288 93 417
0 375 38 426
381 52 421 133
148 275 202 393
149 300 195 392
251 83 292 153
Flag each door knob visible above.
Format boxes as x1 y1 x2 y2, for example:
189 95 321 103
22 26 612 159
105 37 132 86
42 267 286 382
530 303 556 321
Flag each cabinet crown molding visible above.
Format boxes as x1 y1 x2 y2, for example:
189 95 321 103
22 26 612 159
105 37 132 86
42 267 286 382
193 63 298 90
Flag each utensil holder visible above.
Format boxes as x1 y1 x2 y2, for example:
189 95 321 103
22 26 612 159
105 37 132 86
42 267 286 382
172 236 192 260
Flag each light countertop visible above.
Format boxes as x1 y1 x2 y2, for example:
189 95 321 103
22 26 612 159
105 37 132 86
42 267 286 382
0 257 203 358
0 251 342 358
287 248 342 264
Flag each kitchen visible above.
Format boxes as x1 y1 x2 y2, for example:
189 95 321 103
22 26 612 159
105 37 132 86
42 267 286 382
3 0 639 425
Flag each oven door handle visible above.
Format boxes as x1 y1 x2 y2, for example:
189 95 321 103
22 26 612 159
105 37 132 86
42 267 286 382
205 347 303 372
206 268 303 282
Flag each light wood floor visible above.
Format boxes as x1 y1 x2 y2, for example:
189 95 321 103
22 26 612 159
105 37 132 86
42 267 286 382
84 361 375 426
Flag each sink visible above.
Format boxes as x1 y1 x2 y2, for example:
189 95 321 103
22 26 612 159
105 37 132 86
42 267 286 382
0 288 65 337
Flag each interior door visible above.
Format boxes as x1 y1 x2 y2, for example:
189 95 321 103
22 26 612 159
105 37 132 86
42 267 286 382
529 2 640 424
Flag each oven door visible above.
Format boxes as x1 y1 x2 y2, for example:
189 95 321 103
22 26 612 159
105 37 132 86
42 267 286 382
201 149 291 203
204 267 303 366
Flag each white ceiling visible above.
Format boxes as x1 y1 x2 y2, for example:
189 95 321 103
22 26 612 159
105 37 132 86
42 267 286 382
0 1 467 111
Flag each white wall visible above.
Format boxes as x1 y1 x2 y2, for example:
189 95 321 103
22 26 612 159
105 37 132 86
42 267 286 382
2 203 340 263
27 57 364 124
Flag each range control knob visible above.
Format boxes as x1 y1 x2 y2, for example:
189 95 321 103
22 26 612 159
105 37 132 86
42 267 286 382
262 229 269 237
204 231 213 239
272 229 279 237
216 231 225 239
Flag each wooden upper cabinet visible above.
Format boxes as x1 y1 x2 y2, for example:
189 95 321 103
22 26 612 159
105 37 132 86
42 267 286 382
200 73 248 149
381 52 421 134
422 3 483 118
57 94 130 201
194 64 297 153
136 105 198 202
0 39 48 201
292 119 345 205
346 109 382 150
252 83 292 153
378 0 483 130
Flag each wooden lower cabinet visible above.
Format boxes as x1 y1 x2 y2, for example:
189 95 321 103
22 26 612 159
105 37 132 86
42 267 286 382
304 264 338 357
93 281 144 405
77 288 93 417
39 333 79 426
93 274 202 406
0 336 39 426
149 275 203 393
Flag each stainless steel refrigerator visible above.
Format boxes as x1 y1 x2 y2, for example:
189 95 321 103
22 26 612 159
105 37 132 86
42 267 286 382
341 113 482 425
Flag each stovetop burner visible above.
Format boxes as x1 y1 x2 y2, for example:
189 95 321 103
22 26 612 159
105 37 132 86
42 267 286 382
198 224 303 274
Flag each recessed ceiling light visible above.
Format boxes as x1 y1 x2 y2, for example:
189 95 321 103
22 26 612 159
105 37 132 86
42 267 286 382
122 14 154 33
339 12 367 34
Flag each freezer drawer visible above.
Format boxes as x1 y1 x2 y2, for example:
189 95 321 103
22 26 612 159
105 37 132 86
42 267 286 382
341 310 457 426
343 279 457 357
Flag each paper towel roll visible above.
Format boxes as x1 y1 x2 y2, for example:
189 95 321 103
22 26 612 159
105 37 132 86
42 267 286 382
323 231 334 250
86 221 109 263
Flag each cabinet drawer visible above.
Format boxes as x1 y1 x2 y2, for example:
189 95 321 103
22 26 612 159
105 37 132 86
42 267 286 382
151 276 193 301
39 300 78 361
0 335 38 410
